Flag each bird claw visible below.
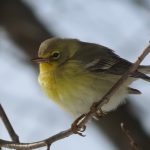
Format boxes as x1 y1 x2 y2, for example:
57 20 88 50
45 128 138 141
90 102 107 119
71 114 86 137
97 108 107 117
93 109 107 120
90 102 99 112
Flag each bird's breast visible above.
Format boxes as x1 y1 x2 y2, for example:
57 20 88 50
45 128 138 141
38 62 101 114
38 62 129 116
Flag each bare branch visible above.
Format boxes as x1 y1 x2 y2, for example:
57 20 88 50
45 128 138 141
0 104 19 143
95 44 150 108
72 43 150 128
0 129 72 149
0 43 150 149
121 122 140 150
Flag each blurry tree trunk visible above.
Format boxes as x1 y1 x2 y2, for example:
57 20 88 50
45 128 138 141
0 0 52 58
0 0 149 150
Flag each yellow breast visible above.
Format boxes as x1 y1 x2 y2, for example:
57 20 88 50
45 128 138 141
38 61 98 114
38 62 130 116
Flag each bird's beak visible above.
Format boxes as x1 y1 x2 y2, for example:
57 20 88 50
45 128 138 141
31 57 49 63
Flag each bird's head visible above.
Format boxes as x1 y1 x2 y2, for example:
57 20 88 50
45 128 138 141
32 38 80 67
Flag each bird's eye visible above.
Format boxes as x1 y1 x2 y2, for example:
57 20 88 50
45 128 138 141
51 51 60 60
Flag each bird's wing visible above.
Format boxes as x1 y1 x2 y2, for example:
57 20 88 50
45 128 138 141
73 41 150 81
85 56 131 75
73 42 131 74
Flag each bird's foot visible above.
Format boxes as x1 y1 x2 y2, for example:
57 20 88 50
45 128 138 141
71 114 86 137
93 108 107 120
90 102 107 119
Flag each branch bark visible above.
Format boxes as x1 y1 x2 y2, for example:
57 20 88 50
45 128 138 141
0 43 149 149
0 104 19 143
121 122 140 150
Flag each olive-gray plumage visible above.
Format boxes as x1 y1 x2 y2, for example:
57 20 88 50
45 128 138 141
36 38 150 115
72 40 150 81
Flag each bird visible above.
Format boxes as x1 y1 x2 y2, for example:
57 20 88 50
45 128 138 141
32 37 150 116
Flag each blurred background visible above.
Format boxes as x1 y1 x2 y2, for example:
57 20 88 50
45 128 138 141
0 0 150 149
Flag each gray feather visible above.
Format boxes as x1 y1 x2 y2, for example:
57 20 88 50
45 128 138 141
73 41 150 81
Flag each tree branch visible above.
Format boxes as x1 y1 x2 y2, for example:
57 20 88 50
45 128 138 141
121 122 140 150
0 43 150 149
0 104 19 143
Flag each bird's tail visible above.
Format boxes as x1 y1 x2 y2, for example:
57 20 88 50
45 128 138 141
139 65 150 74
138 65 150 82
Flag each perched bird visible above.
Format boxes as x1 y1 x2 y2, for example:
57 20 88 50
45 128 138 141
32 38 150 116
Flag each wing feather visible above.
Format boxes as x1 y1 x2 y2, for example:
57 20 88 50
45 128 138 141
73 41 150 81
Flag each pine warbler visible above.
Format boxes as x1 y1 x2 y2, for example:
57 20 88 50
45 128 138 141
32 38 150 116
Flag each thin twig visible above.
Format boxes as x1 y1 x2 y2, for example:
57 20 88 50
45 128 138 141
0 129 73 149
121 122 140 150
0 44 150 149
74 43 150 128
95 43 150 108
0 104 20 143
